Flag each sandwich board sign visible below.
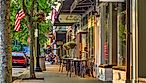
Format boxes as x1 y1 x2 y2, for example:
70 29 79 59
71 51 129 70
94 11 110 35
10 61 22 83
99 0 125 2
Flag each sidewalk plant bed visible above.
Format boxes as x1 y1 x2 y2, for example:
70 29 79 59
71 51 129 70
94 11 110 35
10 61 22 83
98 64 116 81
112 66 126 71
99 64 116 68
112 66 126 83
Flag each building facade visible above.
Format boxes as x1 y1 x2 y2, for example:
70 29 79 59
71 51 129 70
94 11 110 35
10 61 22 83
51 0 146 82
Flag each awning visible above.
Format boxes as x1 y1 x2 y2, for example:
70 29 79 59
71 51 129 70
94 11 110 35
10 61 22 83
70 0 94 13
54 0 95 26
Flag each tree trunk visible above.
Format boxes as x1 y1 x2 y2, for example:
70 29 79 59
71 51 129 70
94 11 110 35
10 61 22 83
22 0 37 78
0 0 12 83
28 0 37 78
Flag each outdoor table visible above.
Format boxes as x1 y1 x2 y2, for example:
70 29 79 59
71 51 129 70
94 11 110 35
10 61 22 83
62 58 73 77
72 59 87 77
72 59 81 75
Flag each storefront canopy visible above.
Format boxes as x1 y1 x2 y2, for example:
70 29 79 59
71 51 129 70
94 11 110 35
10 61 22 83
54 0 95 26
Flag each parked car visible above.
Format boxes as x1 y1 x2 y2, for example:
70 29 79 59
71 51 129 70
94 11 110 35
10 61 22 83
12 52 28 67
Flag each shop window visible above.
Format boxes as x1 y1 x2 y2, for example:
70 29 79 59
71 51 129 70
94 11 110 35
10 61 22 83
118 3 126 66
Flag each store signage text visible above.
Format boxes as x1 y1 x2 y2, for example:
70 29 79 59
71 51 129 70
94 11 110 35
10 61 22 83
59 14 81 23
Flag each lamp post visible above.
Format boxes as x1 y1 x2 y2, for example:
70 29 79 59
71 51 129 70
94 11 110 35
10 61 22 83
35 1 42 72
34 25 42 72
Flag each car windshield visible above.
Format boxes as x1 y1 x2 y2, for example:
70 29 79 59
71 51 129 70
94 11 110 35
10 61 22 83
12 53 24 56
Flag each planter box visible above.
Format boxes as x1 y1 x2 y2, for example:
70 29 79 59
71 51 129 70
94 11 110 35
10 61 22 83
139 78 146 83
98 64 115 81
113 66 126 83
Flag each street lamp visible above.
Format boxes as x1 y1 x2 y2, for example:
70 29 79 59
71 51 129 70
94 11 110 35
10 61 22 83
34 1 42 72
34 28 42 72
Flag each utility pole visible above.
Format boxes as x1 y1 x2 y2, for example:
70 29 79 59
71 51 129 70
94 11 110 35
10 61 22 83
35 1 42 72
126 0 131 83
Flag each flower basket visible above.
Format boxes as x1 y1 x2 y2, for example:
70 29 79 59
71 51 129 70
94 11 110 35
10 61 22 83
63 43 70 50
63 41 76 50
68 41 76 49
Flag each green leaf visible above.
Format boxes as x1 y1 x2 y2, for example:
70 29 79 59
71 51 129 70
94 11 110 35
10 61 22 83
10 0 55 45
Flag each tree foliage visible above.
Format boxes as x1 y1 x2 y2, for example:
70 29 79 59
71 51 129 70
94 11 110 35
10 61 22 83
10 0 55 45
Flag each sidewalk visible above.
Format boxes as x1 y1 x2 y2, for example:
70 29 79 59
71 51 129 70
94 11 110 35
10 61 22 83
13 62 111 83
12 67 29 82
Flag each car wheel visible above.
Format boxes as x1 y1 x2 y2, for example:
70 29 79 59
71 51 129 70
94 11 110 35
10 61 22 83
23 64 27 68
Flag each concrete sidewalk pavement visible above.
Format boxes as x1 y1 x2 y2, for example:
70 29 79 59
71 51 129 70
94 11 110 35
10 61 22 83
12 67 28 77
13 63 111 83
12 67 29 82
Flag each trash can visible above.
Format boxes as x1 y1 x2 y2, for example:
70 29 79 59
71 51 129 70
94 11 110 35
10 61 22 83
39 56 46 71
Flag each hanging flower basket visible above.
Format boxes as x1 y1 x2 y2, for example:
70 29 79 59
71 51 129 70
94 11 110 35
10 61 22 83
63 43 70 50
63 41 76 50
68 41 76 49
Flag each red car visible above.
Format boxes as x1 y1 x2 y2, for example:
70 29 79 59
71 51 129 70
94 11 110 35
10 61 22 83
12 52 28 67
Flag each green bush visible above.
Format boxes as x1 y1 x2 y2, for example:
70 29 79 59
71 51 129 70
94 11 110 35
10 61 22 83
12 45 22 52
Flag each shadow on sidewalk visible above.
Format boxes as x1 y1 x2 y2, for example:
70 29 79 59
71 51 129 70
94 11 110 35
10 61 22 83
13 64 112 83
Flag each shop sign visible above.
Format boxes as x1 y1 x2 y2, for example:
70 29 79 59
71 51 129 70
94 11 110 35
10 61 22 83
99 0 125 2
59 14 81 23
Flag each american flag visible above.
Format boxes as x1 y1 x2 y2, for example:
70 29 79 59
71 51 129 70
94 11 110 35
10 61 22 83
51 8 58 24
14 9 25 31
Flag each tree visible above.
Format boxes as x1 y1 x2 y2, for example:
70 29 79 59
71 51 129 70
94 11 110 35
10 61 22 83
10 0 56 78
10 0 54 46
0 0 12 83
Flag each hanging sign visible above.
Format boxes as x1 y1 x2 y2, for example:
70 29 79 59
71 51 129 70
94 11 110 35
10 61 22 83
99 0 125 2
59 14 81 23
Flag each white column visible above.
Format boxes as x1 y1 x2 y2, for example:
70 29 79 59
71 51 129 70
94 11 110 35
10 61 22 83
132 0 138 82
100 4 106 64
95 17 100 77
108 3 113 64
53 26 57 55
